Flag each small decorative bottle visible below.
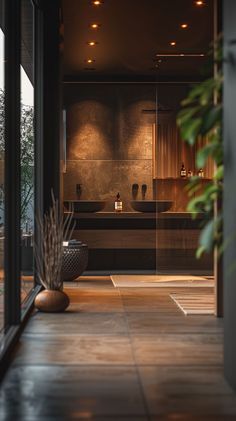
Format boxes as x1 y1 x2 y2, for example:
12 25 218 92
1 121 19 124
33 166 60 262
198 168 204 178
180 163 187 178
115 192 123 212
187 170 193 177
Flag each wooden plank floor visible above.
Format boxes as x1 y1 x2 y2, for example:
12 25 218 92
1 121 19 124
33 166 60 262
0 277 235 420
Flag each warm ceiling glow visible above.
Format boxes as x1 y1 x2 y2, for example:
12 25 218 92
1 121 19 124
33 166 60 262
92 0 103 5
195 1 205 5
181 23 188 29
90 23 100 29
86 59 95 64
170 41 176 46
87 41 97 46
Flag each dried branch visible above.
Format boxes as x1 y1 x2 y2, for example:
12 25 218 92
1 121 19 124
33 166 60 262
34 191 74 290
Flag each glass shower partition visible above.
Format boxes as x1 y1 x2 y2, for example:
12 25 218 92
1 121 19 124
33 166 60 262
154 82 214 278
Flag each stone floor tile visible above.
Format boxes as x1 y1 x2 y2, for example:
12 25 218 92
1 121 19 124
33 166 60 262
25 312 128 335
0 365 146 419
13 334 135 365
139 366 236 416
131 334 223 366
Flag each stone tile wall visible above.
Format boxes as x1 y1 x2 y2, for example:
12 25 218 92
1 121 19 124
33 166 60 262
63 84 155 211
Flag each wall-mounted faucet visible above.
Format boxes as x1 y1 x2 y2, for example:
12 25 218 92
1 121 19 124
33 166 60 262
76 183 82 199
132 183 139 200
141 184 147 200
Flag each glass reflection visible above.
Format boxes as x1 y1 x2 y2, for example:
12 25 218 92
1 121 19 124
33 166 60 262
0 23 4 332
21 0 34 305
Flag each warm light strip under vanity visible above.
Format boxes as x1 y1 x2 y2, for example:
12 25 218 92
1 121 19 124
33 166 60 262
155 54 205 57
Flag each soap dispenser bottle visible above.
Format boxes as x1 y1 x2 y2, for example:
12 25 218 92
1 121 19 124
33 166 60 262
180 162 186 178
115 192 122 212
197 168 204 178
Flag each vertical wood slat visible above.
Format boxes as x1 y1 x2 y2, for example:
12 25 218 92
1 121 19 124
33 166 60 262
152 119 214 179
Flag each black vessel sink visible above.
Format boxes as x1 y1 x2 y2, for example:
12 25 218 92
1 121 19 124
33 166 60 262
64 200 106 213
130 200 173 213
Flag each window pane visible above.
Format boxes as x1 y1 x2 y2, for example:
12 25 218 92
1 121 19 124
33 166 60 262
21 0 34 306
0 11 4 333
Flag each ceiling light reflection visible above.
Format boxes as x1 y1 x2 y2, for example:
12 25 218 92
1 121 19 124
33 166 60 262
90 23 101 29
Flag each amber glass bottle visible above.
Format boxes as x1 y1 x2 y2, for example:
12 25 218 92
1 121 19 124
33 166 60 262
115 192 122 212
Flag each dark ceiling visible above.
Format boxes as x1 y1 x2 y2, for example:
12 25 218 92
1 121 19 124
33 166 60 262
63 0 215 82
0 0 34 84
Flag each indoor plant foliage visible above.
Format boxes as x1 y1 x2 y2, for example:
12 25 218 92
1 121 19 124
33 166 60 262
177 45 223 257
34 193 74 312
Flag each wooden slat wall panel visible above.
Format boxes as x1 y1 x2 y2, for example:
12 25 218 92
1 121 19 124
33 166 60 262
154 117 214 179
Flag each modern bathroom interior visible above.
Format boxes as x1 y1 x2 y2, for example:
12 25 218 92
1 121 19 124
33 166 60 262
3 2 234 419
62 81 213 275
60 0 216 280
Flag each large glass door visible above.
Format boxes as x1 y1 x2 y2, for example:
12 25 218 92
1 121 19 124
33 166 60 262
20 0 35 308
0 2 4 334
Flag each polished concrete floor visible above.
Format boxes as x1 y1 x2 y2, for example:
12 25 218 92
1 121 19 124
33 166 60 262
0 277 236 420
0 275 34 331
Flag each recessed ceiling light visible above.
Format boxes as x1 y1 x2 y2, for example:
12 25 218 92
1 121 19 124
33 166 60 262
170 41 176 46
90 23 101 29
87 41 98 46
92 0 103 5
181 23 188 29
195 1 205 5
85 59 95 64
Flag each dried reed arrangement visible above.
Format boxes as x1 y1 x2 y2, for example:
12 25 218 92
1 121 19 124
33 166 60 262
34 192 75 291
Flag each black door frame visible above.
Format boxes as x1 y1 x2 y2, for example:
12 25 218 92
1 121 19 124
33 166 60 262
223 0 236 391
0 0 61 380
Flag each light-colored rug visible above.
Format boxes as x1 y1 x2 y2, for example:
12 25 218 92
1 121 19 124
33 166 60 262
111 275 214 288
170 293 215 315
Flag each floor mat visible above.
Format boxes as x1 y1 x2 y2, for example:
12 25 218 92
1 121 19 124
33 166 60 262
170 292 215 315
111 274 214 288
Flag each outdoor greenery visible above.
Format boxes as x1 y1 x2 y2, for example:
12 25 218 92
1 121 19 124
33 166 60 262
0 88 34 229
177 47 223 257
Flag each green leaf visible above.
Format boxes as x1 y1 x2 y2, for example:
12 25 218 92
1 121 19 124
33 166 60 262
196 245 206 259
201 105 222 135
177 106 201 127
196 143 218 169
199 219 215 253
187 195 206 213
198 79 216 105
214 165 224 181
185 177 202 196
180 118 202 145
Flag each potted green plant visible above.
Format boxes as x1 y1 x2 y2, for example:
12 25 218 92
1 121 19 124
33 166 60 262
177 42 223 257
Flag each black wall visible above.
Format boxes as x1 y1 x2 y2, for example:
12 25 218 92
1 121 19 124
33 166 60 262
223 0 236 390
